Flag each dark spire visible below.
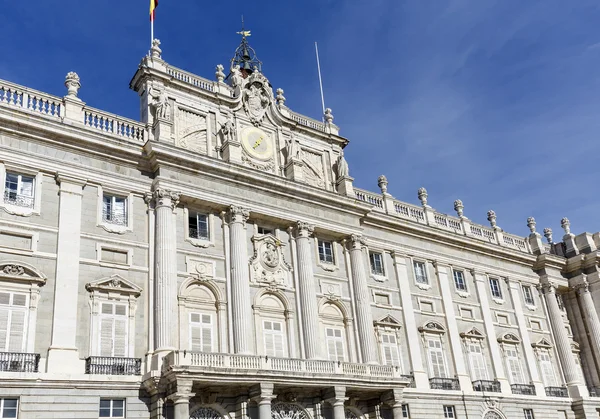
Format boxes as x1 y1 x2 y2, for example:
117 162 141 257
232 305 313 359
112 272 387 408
231 16 262 75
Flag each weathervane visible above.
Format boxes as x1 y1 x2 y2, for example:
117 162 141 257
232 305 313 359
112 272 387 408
230 15 262 74
236 15 251 39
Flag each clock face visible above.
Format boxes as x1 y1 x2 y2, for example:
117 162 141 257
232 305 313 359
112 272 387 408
241 127 273 160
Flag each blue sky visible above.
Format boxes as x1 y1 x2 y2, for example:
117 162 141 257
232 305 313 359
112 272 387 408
2 1 599 239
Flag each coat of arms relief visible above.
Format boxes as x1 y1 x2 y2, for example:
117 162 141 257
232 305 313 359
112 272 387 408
241 71 272 126
249 234 292 287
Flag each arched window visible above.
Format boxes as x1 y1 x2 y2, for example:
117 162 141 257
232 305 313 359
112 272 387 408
189 406 223 419
271 402 311 419
253 291 293 358
319 301 350 362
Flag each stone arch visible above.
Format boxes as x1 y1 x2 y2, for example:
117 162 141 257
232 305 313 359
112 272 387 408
253 288 291 313
482 409 506 419
0 260 46 284
179 277 223 304
189 405 229 419
318 298 349 321
418 320 446 335
271 402 312 419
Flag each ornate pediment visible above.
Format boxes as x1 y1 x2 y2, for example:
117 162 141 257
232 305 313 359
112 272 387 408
497 332 521 344
249 234 292 288
418 321 446 335
374 315 402 328
0 261 46 285
532 338 553 349
460 327 485 340
85 274 142 297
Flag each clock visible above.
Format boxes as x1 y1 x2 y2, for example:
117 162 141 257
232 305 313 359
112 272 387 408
241 127 273 161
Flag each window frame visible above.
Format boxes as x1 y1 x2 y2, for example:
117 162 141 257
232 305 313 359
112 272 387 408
522 284 535 307
325 326 346 362
0 164 43 217
102 194 128 226
369 251 385 276
523 409 535 419
401 404 410 418
189 312 215 353
443 405 456 418
489 277 503 299
317 239 335 264
184 208 215 248
452 269 467 292
97 186 133 234
466 341 488 381
262 319 286 358
413 260 429 286
0 290 29 353
0 398 18 419
503 344 526 384
99 398 125 418
426 336 448 378
188 211 210 240
257 226 273 236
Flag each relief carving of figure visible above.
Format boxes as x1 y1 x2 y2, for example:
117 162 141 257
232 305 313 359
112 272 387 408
242 73 272 126
262 242 280 268
230 63 243 89
285 137 300 162
153 89 171 120
336 151 349 179
221 116 236 144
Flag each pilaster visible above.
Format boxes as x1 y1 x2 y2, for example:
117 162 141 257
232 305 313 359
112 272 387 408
153 116 174 144
434 262 471 392
392 252 428 388
336 176 354 197
47 174 86 373
170 381 193 419
574 276 600 381
284 158 305 183
348 234 378 363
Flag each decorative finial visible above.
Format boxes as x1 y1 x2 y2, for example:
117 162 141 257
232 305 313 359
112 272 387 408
561 217 571 235
417 187 428 206
543 227 553 243
64 72 81 99
453 199 464 218
215 64 225 83
378 175 388 194
276 88 286 107
151 39 162 59
324 108 334 124
487 210 497 228
527 217 537 234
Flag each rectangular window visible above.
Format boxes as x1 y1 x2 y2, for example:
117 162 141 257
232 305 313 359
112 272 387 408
505 346 525 384
189 212 209 240
257 226 273 235
522 285 535 306
369 252 385 275
401 404 410 418
325 327 345 362
189 313 213 353
4 172 35 208
318 240 334 264
489 277 502 299
443 406 456 418
381 333 400 366
556 294 565 311
413 261 428 284
0 291 28 353
523 409 534 419
538 350 558 387
99 302 128 357
102 194 127 226
453 270 467 291
468 343 488 380
263 320 285 358
0 398 18 419
427 338 446 378
100 399 125 418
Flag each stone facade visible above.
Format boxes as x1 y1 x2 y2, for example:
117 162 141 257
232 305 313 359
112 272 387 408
0 37 599 419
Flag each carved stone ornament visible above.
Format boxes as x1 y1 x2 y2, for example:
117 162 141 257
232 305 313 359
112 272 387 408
152 89 171 121
483 410 504 419
152 189 181 209
215 64 225 83
526 217 536 233
272 403 310 419
220 116 236 144
2 264 25 276
487 210 497 228
151 38 162 59
276 88 286 107
377 175 388 194
249 234 292 287
418 321 445 335
453 199 464 217
543 227 553 243
324 108 334 124
65 71 81 98
0 262 46 285
85 274 142 297
561 217 571 235
190 407 222 419
417 187 428 206
349 234 366 250
242 71 272 126
229 205 250 224
296 221 315 238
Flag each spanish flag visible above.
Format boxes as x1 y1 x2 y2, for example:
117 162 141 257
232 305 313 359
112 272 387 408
150 0 158 21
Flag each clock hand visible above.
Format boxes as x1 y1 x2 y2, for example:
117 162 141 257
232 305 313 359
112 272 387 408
253 136 264 149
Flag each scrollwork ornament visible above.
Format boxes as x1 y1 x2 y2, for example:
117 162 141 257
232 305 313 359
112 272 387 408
296 221 314 238
153 189 181 209
229 205 250 224
2 265 25 276
349 233 366 249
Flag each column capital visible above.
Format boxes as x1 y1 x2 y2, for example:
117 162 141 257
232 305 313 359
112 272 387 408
381 388 404 407
229 205 250 224
572 276 590 294
249 382 275 404
541 282 557 294
296 221 314 238
324 386 347 406
348 233 366 250
149 188 181 209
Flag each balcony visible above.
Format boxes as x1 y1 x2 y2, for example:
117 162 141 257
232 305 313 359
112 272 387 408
545 386 568 398
0 352 40 372
511 383 536 395
589 386 600 397
400 374 415 388
163 352 410 387
473 379 501 393
102 209 127 226
85 356 141 375
429 377 460 390
3 191 34 208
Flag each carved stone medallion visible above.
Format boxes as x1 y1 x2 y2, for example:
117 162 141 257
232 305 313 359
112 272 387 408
249 234 292 287
242 72 272 126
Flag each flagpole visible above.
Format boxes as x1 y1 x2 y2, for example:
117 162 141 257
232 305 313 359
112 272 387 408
151 18 154 47
315 42 326 122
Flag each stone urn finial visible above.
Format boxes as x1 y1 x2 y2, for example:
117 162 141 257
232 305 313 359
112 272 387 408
487 210 497 228
417 187 428 206
527 217 537 234
276 88 286 107
324 108 334 124
215 64 225 83
377 175 388 194
453 199 464 218
151 39 162 59
543 227 553 244
65 72 81 99
561 217 571 235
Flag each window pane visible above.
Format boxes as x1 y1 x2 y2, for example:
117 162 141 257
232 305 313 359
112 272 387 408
453 270 466 291
5 174 18 192
197 214 209 239
19 176 34 197
414 261 427 284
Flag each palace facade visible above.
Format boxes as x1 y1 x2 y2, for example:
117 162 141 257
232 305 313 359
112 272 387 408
0 35 600 419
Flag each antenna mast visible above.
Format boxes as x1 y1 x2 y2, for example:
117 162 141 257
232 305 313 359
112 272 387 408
315 42 326 122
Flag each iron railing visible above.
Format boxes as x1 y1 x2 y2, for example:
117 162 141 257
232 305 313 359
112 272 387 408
0 352 40 372
400 374 415 388
588 386 600 397
85 356 141 375
473 379 501 392
189 227 209 240
429 377 460 390
545 386 568 397
102 209 127 226
511 383 536 395
3 190 34 208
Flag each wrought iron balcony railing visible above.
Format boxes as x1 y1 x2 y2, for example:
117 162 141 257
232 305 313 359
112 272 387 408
3 190 34 208
400 374 416 388
189 227 209 240
429 377 460 390
545 386 568 397
473 379 501 392
85 356 141 375
511 383 536 395
589 386 600 397
0 352 40 372
102 209 127 226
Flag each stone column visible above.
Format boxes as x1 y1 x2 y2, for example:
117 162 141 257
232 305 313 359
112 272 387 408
152 189 180 356
575 279 600 376
171 381 193 419
542 282 586 397
295 222 320 359
472 271 510 393
325 386 347 419
229 205 253 354
382 389 404 419
348 234 378 363
250 383 274 419
47 175 86 373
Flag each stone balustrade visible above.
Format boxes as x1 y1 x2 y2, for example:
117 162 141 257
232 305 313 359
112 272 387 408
0 80 63 119
163 351 408 381
83 107 146 142
288 111 326 132
166 65 216 93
